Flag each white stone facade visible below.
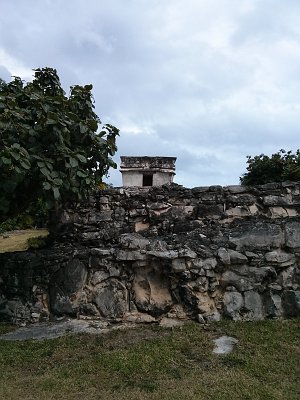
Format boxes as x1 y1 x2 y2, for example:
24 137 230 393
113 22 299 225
120 156 176 187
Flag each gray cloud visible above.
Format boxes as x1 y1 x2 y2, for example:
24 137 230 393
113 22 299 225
1 0 299 188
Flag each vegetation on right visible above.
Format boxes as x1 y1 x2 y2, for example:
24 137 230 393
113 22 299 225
240 149 300 185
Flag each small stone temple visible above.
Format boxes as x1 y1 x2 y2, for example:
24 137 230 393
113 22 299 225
120 156 176 187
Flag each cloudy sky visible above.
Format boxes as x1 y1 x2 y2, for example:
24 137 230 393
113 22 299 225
1 0 299 187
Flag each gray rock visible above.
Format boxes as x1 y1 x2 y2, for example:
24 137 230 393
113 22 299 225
217 248 231 265
263 292 282 318
213 336 238 354
93 279 128 318
172 258 187 272
116 250 147 261
265 250 295 266
223 291 243 320
221 271 253 291
49 259 87 316
133 267 173 316
244 291 264 320
229 223 284 251
228 249 248 264
282 290 300 317
120 233 150 250
285 222 300 249
147 250 178 259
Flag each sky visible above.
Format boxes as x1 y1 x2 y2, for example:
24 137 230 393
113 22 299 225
1 0 299 188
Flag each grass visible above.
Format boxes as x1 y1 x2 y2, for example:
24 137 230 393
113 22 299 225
0 320 299 400
0 229 48 253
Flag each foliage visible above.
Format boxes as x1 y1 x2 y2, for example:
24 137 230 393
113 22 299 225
27 235 47 249
0 198 48 233
0 68 119 222
240 149 300 185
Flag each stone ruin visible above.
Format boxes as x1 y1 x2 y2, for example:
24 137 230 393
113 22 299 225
120 156 176 187
0 182 299 325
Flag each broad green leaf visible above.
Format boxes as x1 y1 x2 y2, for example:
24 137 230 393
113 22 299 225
76 154 87 163
20 159 31 170
53 187 60 200
69 157 78 168
43 182 51 190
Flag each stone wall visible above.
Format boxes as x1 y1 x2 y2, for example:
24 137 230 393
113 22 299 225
0 182 300 325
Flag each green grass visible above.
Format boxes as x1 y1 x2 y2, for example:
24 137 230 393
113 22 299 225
0 319 299 399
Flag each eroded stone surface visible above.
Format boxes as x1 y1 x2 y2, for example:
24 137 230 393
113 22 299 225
1 182 300 325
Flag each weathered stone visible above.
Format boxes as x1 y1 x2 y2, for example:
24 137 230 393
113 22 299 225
263 195 293 206
226 185 248 194
147 250 178 259
93 279 128 318
269 207 289 218
120 233 150 250
217 248 231 265
90 270 110 285
195 292 220 321
220 271 253 291
172 258 187 272
132 266 173 316
202 258 217 270
263 292 282 318
225 206 251 218
265 250 295 266
228 249 248 264
115 250 147 261
277 266 296 288
282 290 300 317
244 291 264 320
1 183 300 325
135 222 150 232
49 259 87 316
178 247 197 259
229 223 284 251
285 222 300 249
223 291 243 320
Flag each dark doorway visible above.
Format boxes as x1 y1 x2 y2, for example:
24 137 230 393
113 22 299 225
143 174 153 186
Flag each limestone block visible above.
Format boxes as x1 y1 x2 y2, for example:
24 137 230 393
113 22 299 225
265 250 295 266
172 258 187 272
244 291 264 320
226 185 248 194
49 259 87 316
263 292 282 318
229 223 284 251
135 222 150 232
120 233 150 250
269 207 288 218
217 248 231 265
195 292 220 321
147 250 178 259
277 266 297 288
228 249 248 264
220 271 253 292
93 279 128 318
225 206 251 218
202 257 217 270
178 247 197 259
223 291 243 320
132 267 173 316
115 250 147 261
282 290 300 317
263 194 293 206
90 270 110 286
285 221 300 249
